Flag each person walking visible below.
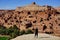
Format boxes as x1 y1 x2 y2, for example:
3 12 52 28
35 27 38 38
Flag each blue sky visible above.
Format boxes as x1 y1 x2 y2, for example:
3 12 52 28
0 0 60 9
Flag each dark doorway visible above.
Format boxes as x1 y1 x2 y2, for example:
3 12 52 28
26 22 32 28
28 12 31 15
43 25 47 30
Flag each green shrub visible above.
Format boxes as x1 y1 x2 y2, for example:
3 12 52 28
0 25 6 29
0 37 11 40
20 30 25 35
0 25 34 39
9 33 16 38
25 29 33 34
13 25 19 30
8 26 20 38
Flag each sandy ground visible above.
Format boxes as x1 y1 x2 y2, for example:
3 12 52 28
11 33 60 40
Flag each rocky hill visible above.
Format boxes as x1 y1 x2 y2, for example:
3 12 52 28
0 2 60 35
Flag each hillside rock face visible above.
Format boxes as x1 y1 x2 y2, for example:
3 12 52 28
0 2 60 34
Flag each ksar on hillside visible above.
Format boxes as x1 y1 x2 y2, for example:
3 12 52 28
0 2 60 35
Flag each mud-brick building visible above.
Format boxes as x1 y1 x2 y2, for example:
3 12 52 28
0 2 60 34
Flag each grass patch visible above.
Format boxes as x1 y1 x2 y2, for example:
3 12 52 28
0 37 10 40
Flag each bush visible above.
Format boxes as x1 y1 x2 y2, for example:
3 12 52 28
10 33 17 38
8 25 20 38
25 29 33 34
0 25 7 35
0 25 20 38
0 25 6 29
19 29 33 35
0 25 34 39
0 29 6 35
13 25 19 30
13 29 20 36
20 30 25 35
0 37 11 40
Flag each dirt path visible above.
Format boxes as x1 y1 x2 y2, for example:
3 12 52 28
11 33 60 40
